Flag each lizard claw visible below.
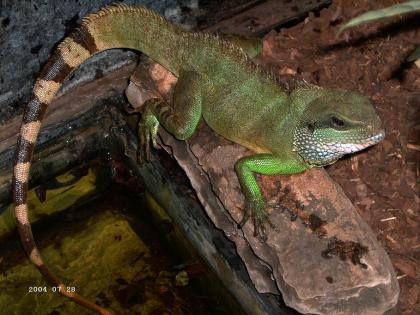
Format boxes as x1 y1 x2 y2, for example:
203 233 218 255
238 199 277 242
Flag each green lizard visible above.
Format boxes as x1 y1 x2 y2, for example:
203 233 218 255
12 4 385 314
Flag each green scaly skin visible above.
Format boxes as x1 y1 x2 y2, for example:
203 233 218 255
133 14 385 239
14 3 386 288
13 5 385 312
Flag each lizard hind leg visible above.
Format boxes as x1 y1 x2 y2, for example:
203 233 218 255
138 70 203 164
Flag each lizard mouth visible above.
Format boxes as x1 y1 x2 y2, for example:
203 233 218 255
327 130 385 154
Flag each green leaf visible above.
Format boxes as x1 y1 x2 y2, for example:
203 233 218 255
407 45 420 61
337 1 420 37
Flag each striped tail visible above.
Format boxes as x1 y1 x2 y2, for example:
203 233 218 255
12 4 178 314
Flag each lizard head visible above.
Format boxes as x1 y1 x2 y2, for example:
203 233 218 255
291 87 385 167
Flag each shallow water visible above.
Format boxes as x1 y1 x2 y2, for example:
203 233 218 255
0 165 245 314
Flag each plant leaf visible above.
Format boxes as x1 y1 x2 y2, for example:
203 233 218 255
407 45 420 62
337 1 420 37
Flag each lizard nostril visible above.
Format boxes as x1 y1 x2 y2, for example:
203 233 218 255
307 122 315 133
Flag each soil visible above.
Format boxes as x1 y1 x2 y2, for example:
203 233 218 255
256 1 419 314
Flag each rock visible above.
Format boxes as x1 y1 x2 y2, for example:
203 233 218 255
126 61 400 314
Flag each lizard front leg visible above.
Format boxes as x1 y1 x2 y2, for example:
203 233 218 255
235 154 307 241
138 70 203 163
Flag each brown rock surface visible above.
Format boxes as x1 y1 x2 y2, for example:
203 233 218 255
125 59 400 314
255 2 419 314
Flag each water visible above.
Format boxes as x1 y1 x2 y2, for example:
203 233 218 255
0 163 245 315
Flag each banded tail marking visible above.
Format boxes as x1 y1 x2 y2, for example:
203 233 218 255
11 6 119 315
13 4 183 313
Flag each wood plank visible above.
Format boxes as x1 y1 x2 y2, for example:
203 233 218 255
205 0 331 36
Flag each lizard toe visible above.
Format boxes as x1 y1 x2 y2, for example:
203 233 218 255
239 198 277 240
138 107 160 164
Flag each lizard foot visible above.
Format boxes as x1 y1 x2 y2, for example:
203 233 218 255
138 104 160 165
238 199 276 242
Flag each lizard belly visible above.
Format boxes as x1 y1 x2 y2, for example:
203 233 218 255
202 104 272 154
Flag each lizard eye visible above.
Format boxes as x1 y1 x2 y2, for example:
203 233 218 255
330 116 345 129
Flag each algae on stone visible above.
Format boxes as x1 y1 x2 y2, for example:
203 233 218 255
0 210 160 314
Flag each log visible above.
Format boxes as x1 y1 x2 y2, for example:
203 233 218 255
0 66 286 314
0 64 137 203
204 0 331 37
125 60 400 314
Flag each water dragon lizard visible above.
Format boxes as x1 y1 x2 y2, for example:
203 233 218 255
12 4 385 314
